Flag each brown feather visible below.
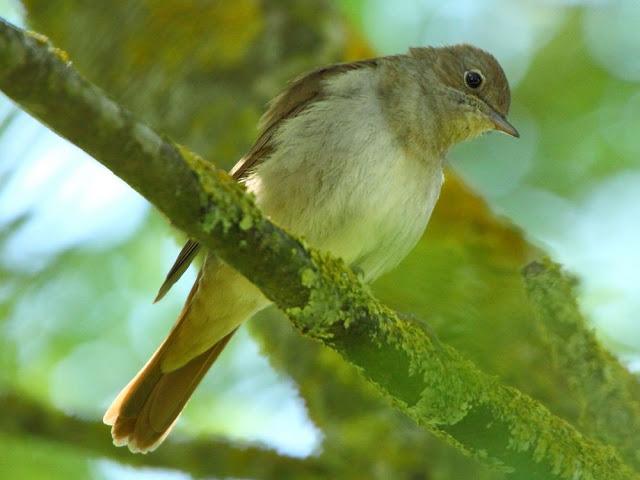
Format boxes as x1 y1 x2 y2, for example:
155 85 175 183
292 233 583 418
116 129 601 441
105 265 238 453
105 268 230 453
149 332 234 432
230 58 379 180
106 330 236 452
154 239 201 303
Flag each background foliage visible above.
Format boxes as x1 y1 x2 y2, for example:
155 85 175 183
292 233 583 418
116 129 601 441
0 0 638 478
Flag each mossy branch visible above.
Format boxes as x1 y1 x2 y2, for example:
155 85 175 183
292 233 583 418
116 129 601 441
524 259 640 469
248 311 499 480
0 18 637 479
0 393 326 479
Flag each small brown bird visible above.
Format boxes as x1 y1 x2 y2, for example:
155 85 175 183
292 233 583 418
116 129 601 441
104 44 518 452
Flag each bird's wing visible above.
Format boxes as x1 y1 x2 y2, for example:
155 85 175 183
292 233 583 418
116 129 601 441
230 58 379 178
154 239 201 303
154 59 379 302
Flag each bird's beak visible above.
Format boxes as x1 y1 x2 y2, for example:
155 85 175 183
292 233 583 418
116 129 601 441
485 107 519 138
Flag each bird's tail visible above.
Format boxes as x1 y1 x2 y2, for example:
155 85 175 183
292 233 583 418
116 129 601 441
104 253 267 453
103 325 236 453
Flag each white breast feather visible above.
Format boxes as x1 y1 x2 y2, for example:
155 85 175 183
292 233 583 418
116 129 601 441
244 69 444 282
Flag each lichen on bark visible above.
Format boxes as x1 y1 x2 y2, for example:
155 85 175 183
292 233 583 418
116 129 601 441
525 259 640 470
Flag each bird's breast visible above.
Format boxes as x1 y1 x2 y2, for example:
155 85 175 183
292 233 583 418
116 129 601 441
245 77 444 282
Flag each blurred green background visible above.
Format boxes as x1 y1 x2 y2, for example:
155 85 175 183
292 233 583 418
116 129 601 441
0 0 638 478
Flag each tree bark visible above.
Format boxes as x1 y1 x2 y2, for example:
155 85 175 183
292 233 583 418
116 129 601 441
525 260 640 470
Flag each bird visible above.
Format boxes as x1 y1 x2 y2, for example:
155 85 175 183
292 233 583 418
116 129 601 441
103 44 518 453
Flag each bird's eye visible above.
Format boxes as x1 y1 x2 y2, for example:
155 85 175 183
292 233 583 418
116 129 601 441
464 70 484 89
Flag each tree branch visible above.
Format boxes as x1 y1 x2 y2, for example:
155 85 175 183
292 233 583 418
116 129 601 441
524 260 640 470
0 393 326 479
248 311 500 480
0 18 637 479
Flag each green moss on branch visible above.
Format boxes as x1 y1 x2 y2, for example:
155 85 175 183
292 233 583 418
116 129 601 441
524 259 640 470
